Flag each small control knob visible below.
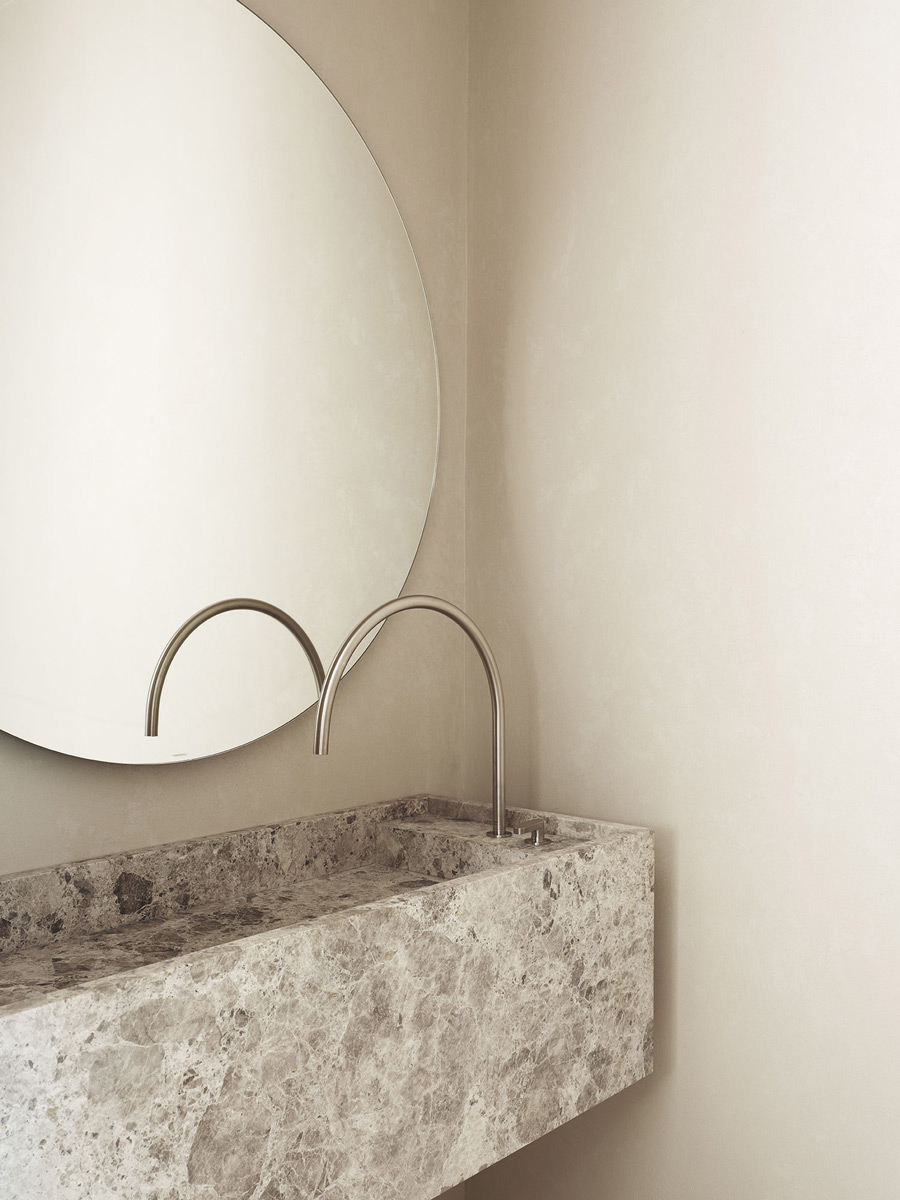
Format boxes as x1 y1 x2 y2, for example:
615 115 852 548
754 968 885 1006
512 819 548 846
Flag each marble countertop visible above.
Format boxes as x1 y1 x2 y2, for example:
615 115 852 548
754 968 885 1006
0 862 441 1015
0 796 654 1200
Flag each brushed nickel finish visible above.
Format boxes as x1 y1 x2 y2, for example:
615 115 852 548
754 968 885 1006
314 596 510 838
145 598 325 737
512 818 548 846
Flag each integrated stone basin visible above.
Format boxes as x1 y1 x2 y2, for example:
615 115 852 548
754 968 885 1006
0 795 653 1200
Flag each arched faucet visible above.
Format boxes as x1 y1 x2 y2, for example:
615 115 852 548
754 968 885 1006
314 595 510 838
145 597 325 736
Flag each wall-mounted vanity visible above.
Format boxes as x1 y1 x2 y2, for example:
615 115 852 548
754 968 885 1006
0 796 653 1198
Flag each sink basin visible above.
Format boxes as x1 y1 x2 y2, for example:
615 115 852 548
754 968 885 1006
0 795 653 1199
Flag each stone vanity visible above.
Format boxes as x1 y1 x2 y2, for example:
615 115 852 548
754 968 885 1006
0 796 653 1200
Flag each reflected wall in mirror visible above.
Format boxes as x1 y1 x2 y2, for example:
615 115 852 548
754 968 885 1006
0 0 439 763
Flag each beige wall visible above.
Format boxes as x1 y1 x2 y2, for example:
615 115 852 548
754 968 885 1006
465 0 900 1197
0 0 469 876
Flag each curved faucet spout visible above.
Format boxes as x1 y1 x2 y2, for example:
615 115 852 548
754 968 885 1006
314 595 510 838
145 597 325 736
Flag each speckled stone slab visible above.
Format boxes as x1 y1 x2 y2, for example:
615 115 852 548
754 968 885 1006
0 864 444 1014
0 797 422 957
0 796 653 1200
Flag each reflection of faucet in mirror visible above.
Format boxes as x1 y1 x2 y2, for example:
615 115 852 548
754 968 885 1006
145 598 326 737
0 0 438 765
314 595 510 839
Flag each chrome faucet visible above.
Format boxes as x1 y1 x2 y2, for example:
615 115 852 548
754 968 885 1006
145 597 325 736
314 595 511 838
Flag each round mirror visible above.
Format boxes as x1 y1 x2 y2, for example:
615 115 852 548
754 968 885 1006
0 0 438 763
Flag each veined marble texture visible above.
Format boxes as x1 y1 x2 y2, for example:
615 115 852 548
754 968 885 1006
0 796 653 1200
